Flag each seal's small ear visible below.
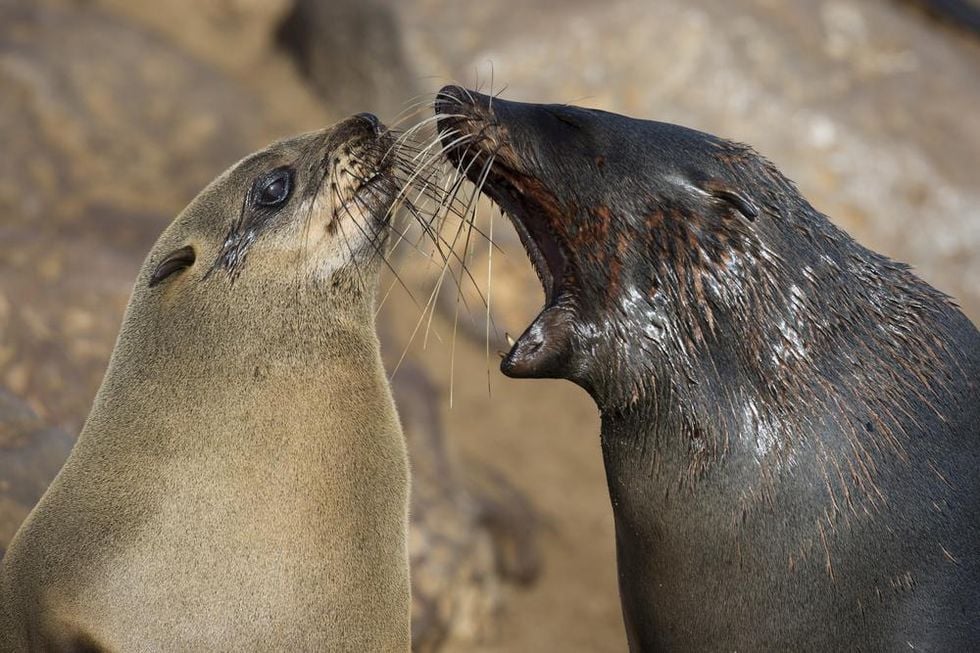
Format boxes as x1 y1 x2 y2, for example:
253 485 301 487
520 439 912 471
698 179 760 221
149 245 196 287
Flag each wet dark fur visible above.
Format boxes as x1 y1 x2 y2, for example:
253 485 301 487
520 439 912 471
436 87 980 650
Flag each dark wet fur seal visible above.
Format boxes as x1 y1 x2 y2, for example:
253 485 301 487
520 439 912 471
435 87 980 650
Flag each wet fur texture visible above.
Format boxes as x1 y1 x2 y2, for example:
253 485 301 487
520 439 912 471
437 87 980 650
0 117 411 651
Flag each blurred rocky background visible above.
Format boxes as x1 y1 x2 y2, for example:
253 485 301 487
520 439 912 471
1 0 977 651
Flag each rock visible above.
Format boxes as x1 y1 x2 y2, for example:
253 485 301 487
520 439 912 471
277 0 419 122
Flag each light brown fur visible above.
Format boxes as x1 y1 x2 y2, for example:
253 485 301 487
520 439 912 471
0 118 410 651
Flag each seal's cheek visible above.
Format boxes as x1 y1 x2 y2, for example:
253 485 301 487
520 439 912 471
501 305 575 379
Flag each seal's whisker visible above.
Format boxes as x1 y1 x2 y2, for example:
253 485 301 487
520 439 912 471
389 114 461 163
344 192 423 311
388 158 472 228
488 61 494 111
384 130 472 212
394 89 444 110
397 125 470 171
390 154 504 252
345 163 470 262
424 147 487 344
450 150 498 406
449 146 502 408
434 87 467 107
448 150 494 407
403 178 467 270
388 114 468 158
492 83 510 102
353 178 450 268
388 196 456 265
389 146 484 380
386 99 441 131
409 165 500 328
395 178 488 235
402 140 482 298
387 90 451 126
338 177 406 292
401 180 502 247
432 156 472 245
485 204 498 396
384 129 509 273
383 145 463 260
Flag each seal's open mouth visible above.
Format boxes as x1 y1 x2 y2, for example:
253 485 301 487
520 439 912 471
460 153 568 308
435 94 568 303
436 86 578 378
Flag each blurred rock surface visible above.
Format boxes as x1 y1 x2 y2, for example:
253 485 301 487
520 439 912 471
0 389 73 557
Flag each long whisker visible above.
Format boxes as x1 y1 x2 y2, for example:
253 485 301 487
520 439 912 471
389 145 484 379
486 203 495 395
422 145 485 351
344 190 422 311
449 150 497 407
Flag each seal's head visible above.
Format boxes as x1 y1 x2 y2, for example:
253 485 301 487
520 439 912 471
435 88 779 400
143 112 397 328
105 112 403 383
435 87 958 416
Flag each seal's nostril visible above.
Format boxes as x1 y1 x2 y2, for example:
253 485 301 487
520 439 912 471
355 112 382 134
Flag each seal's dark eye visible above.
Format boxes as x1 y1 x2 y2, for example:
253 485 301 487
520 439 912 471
254 168 292 207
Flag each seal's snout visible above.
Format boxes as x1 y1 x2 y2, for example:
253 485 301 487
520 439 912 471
335 112 394 178
435 85 501 146
337 112 387 143
435 85 485 151
435 85 475 115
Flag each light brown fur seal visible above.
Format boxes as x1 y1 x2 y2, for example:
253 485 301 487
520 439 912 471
0 114 411 651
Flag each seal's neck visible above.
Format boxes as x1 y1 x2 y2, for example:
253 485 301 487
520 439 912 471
590 203 968 495
79 280 392 463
